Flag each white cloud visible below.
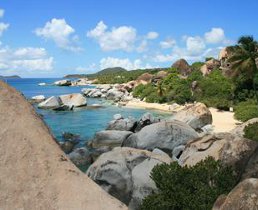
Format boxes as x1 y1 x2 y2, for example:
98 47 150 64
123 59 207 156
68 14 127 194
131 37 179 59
100 57 153 70
87 21 137 52
0 9 4 18
146 31 159 40
0 46 54 72
205 28 225 44
160 38 176 49
137 40 148 52
0 22 9 36
35 18 81 51
76 63 97 73
186 36 206 55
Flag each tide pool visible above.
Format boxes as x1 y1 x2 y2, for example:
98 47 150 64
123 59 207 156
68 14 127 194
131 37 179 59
6 78 168 145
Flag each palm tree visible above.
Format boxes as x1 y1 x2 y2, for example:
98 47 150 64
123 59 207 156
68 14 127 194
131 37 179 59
228 36 258 102
157 81 165 97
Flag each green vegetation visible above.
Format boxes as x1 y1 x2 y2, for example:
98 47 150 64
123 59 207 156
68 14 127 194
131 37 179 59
234 100 258 121
140 157 237 210
244 122 258 141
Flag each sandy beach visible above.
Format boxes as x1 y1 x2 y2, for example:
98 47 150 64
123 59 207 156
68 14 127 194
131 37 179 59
125 100 241 133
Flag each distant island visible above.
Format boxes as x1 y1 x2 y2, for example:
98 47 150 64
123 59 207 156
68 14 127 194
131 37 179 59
63 67 168 78
0 75 21 79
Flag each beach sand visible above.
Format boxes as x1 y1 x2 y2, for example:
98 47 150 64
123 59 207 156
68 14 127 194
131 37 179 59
125 100 241 133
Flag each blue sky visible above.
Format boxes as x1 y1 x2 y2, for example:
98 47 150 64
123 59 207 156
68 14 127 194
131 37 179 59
0 0 258 77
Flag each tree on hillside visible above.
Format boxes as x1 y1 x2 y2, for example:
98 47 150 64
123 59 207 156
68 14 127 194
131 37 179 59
228 36 258 102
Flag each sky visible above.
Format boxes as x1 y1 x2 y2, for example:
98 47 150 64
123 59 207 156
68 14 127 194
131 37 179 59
0 0 258 78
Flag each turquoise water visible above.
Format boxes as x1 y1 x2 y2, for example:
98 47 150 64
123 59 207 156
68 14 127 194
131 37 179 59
6 78 167 145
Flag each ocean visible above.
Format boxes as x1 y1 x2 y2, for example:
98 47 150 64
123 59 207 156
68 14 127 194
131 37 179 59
5 78 167 145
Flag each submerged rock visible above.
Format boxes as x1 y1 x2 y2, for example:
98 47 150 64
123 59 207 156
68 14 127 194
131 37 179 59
123 120 199 154
87 147 172 209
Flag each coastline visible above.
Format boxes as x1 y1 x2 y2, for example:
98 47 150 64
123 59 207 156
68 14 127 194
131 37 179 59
123 100 241 133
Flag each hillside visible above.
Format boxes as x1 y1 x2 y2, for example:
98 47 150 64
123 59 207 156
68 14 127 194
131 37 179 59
0 80 127 210
0 75 21 79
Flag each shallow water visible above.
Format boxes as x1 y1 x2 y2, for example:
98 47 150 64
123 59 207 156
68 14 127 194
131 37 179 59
6 78 168 145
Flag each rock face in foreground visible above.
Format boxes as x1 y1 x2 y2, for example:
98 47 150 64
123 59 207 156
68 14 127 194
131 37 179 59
213 178 258 210
87 147 172 210
179 133 258 177
0 81 127 210
122 120 199 154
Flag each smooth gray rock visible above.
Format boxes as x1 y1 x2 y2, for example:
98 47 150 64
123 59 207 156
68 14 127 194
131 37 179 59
113 114 123 120
107 117 137 131
123 120 199 153
54 79 71 86
106 89 125 101
231 118 258 137
170 102 212 130
68 147 92 167
38 96 61 109
87 147 172 208
59 93 87 107
91 130 133 148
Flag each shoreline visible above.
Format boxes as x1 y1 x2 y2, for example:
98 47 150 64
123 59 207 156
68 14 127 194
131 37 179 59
123 100 241 133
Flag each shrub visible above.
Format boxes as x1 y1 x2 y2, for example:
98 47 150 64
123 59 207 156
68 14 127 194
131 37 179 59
194 70 233 110
234 100 258 122
140 157 237 210
244 122 258 141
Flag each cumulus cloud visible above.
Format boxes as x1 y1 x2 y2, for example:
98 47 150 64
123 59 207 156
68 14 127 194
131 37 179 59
35 18 81 51
137 40 148 52
146 31 159 40
87 21 137 52
100 57 153 70
204 28 225 44
186 36 206 55
0 9 4 18
0 22 9 36
160 38 176 49
0 46 54 72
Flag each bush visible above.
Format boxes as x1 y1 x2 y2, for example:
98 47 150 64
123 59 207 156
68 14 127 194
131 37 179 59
244 122 258 141
194 70 233 110
234 100 258 122
140 157 237 210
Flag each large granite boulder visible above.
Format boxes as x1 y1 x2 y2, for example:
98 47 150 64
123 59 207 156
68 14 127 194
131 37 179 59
91 130 133 148
231 118 258 137
54 79 71 86
106 89 125 101
59 93 87 108
68 147 92 167
200 58 220 76
213 178 258 210
122 120 199 154
0 80 127 210
179 133 258 177
170 103 212 130
38 96 61 109
107 116 137 131
134 112 159 132
171 59 191 76
136 73 153 83
31 95 46 103
87 147 172 209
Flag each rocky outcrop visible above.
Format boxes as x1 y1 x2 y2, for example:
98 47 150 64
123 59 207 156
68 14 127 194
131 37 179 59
31 95 46 103
122 120 199 154
200 58 221 76
213 178 258 210
170 102 212 130
38 96 62 109
171 59 191 76
179 133 258 177
68 147 93 167
87 147 172 209
136 73 153 83
54 79 72 86
107 115 137 131
38 94 87 110
231 118 258 137
0 81 127 210
91 130 133 148
59 93 87 107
